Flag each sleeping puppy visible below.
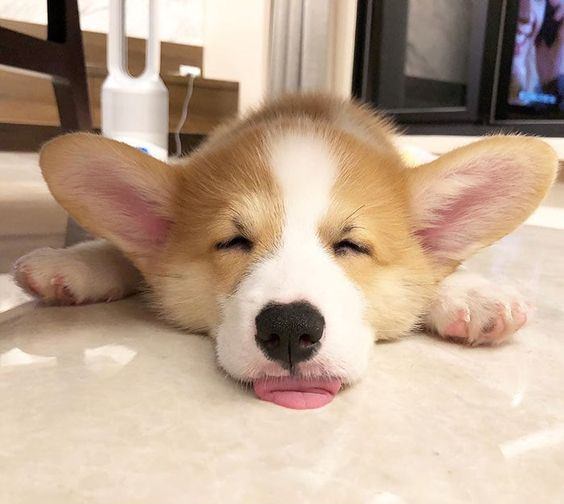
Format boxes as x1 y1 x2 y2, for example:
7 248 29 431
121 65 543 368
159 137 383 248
13 95 558 409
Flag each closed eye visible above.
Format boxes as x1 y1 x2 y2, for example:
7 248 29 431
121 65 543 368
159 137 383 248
333 239 371 257
215 235 253 252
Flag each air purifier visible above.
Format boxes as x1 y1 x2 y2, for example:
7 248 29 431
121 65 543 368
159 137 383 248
102 0 169 161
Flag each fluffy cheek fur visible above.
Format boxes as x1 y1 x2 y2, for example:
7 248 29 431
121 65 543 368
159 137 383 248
147 244 264 334
356 263 438 341
148 260 220 333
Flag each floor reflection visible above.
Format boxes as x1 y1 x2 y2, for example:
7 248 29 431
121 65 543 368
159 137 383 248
84 344 137 375
500 425 564 458
0 347 57 369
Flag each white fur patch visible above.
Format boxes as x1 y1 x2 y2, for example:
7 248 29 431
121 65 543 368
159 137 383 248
215 132 373 383
272 133 336 235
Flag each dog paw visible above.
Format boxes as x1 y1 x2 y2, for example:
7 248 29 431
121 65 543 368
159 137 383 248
13 245 137 305
14 251 80 305
425 272 531 346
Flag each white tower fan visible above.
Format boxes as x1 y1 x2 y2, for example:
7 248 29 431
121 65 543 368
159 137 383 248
102 0 169 161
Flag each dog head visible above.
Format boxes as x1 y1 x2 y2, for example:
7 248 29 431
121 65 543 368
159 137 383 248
40 97 557 408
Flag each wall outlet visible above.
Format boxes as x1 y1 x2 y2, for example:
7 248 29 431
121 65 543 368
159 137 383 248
178 65 202 78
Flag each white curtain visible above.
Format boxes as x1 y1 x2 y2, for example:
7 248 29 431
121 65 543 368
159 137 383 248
268 0 333 97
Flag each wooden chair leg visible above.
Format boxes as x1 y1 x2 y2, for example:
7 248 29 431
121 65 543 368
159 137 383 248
49 0 92 131
65 218 92 247
53 77 92 131
47 0 93 244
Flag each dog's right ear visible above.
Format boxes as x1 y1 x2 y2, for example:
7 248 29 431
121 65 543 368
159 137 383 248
40 133 178 269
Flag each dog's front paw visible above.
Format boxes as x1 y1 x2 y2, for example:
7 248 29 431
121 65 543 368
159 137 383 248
13 245 135 305
425 272 531 346
15 265 78 305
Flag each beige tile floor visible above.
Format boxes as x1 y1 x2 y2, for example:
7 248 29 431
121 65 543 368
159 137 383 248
0 152 563 503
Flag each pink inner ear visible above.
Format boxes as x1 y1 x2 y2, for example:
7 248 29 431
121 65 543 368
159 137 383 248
88 176 171 250
112 182 170 247
415 157 528 259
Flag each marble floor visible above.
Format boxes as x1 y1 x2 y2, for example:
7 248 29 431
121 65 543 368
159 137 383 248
0 161 563 503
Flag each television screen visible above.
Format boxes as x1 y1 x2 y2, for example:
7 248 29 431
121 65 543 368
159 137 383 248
509 0 563 112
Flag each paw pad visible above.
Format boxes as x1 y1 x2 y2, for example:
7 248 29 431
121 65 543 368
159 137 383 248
50 275 78 305
13 260 80 305
428 277 532 346
443 309 470 339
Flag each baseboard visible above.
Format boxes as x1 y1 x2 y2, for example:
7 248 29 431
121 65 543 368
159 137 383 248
0 124 205 154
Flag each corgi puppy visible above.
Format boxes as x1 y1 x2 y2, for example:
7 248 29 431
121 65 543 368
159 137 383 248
13 95 558 409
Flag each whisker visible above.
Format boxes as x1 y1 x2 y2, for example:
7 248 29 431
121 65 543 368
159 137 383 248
344 204 366 223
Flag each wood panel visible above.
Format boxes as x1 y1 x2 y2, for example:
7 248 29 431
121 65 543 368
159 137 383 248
0 70 237 134
0 123 205 154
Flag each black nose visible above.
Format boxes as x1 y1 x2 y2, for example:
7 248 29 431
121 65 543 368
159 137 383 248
255 301 325 367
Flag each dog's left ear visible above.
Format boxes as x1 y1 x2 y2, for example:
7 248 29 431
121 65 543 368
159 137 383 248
407 136 558 266
40 133 179 270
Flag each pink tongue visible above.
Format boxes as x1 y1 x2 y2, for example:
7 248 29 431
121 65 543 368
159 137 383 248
253 377 342 409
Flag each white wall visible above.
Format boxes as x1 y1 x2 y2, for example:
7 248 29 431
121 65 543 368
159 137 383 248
329 0 356 98
0 0 204 46
202 0 271 113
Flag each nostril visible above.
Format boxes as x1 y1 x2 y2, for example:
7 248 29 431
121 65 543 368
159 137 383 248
299 334 317 348
259 333 280 349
